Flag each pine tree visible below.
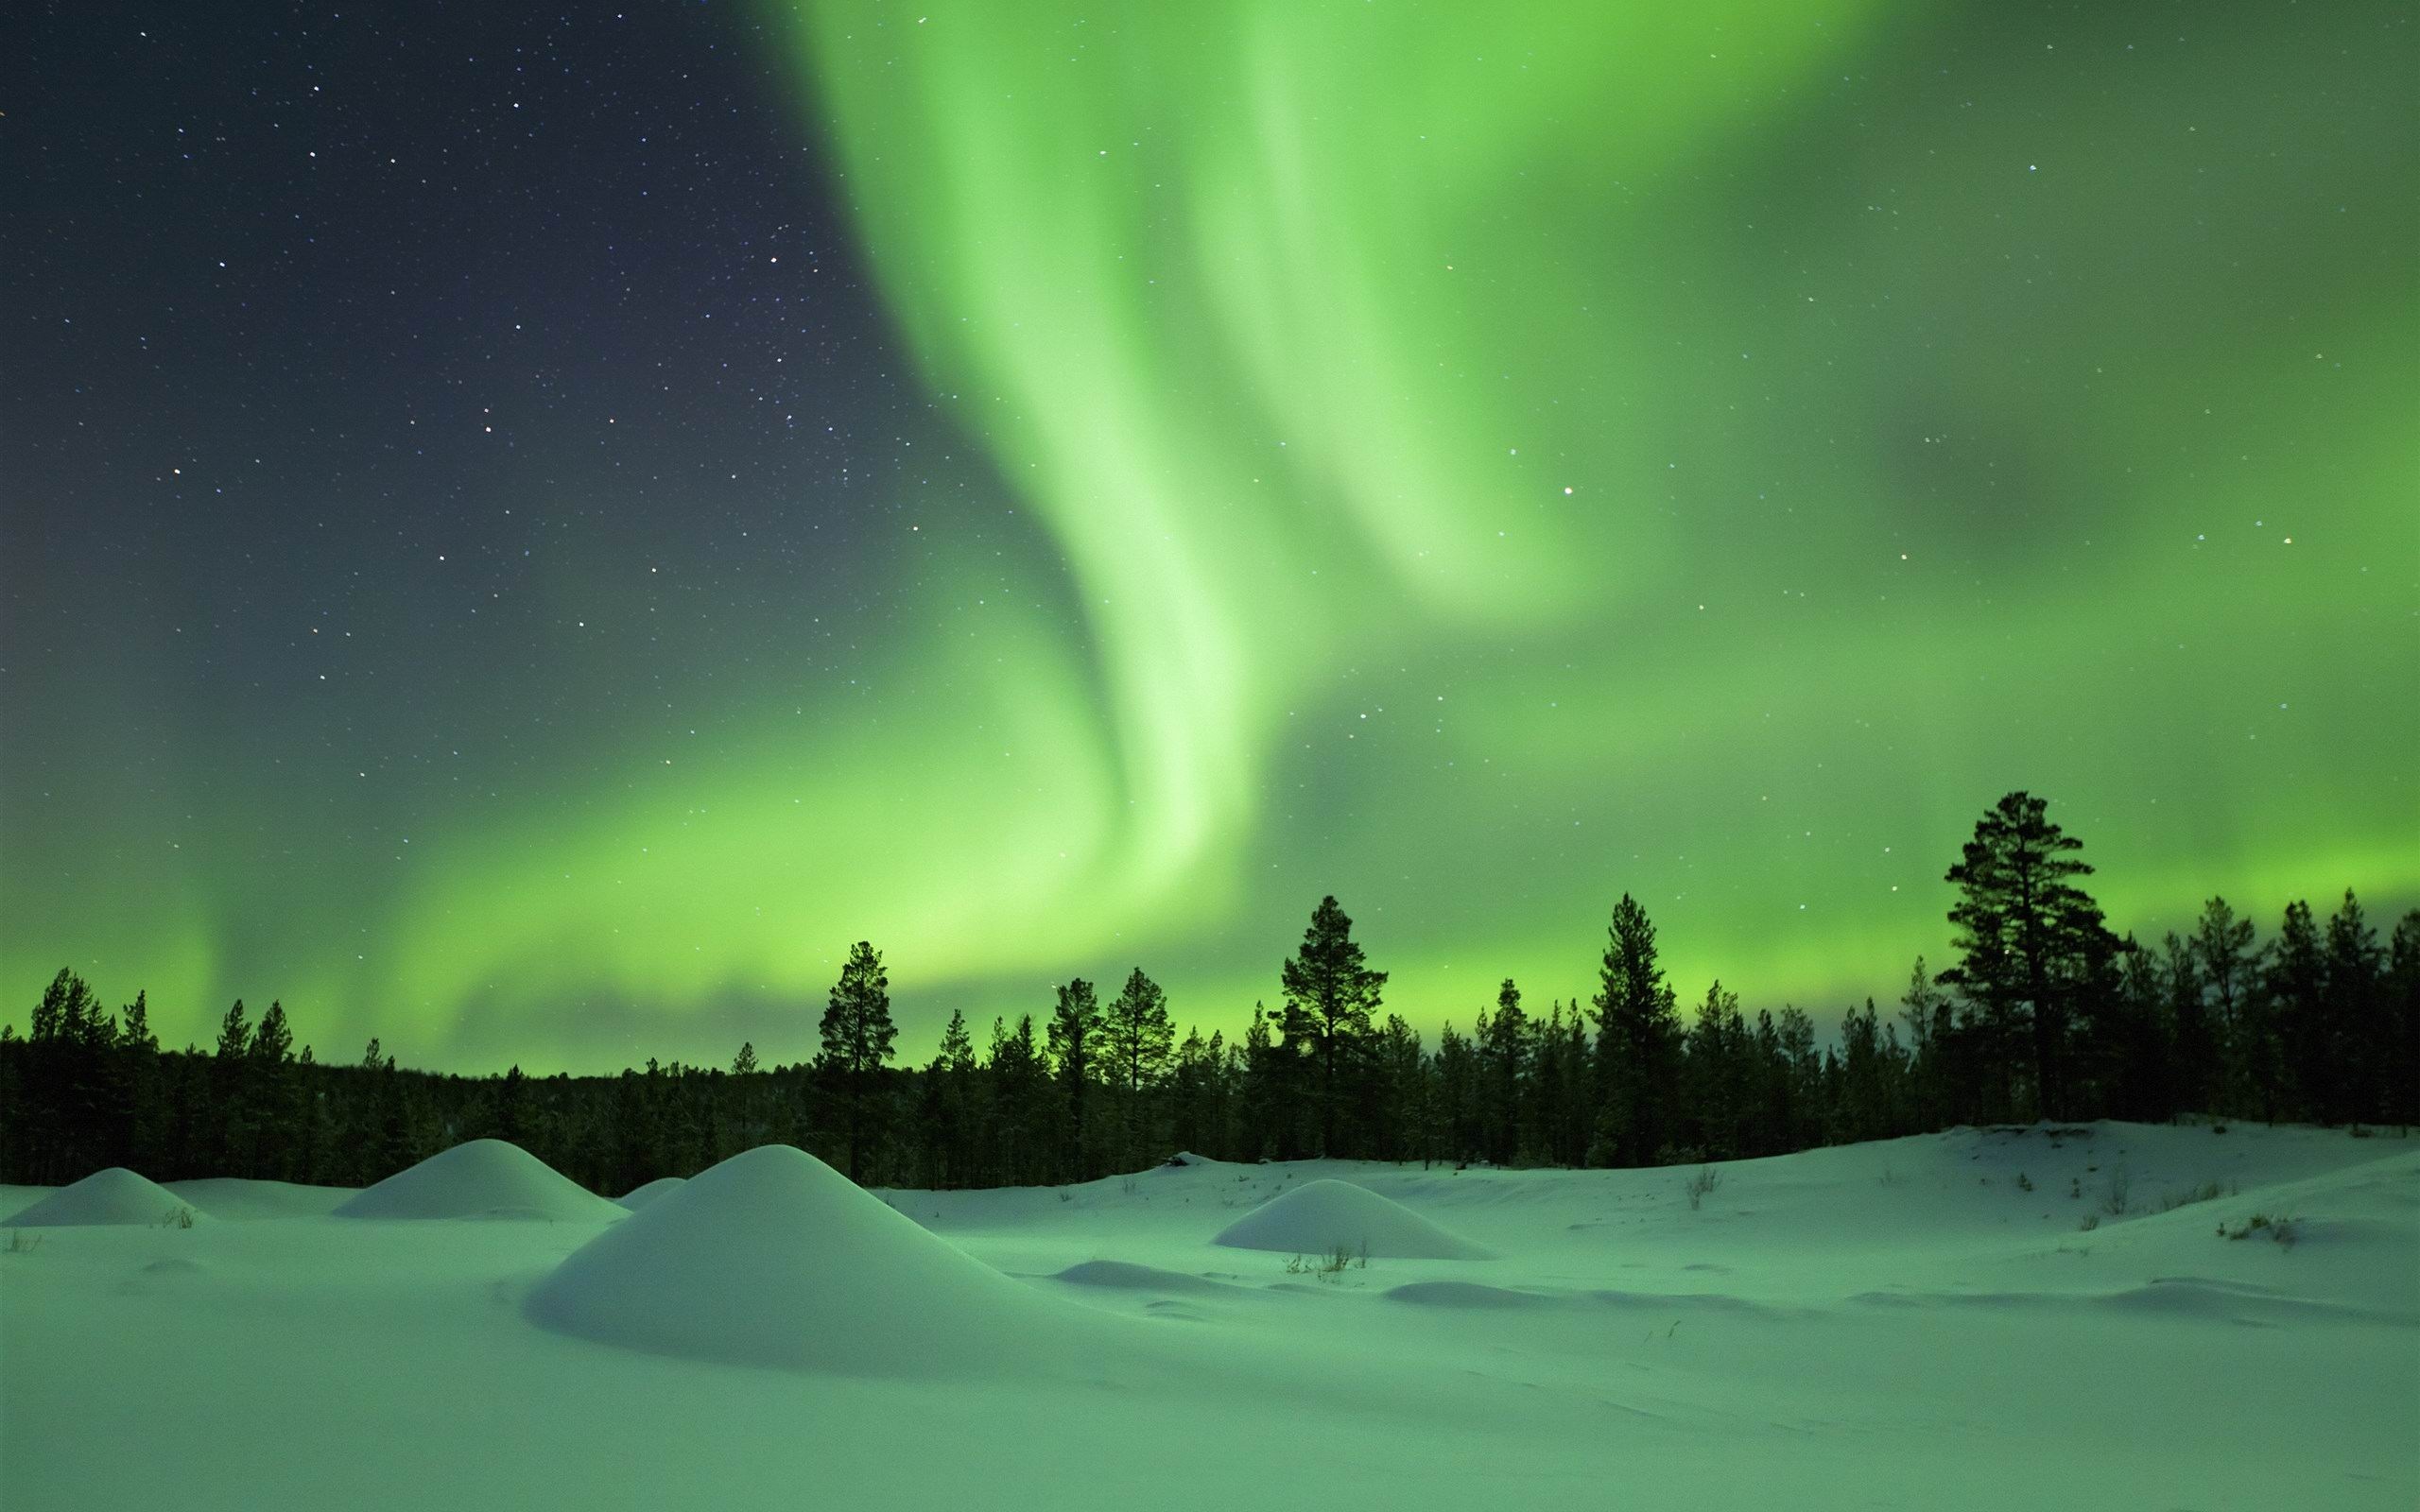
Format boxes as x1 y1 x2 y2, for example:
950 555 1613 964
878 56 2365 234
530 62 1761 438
1528 1004 1564 1165
2387 911 2420 1127
117 989 164 1174
1939 792 2118 1122
816 941 897 1183
1237 1006 1284 1160
210 1000 254 1176
1434 1020 1478 1165
1590 894 1681 1166
1046 978 1101 1179
2104 937 2175 1122
1101 968 1174 1169
732 1041 759 1075
2162 933 2219 1114
1101 969 1173 1097
988 1013 1057 1186
2191 896 2264 1117
2267 900 2331 1123
246 1001 299 1178
1374 1014 1427 1164
1683 982 1749 1157
923 1009 977 1187
2321 891 2387 1124
1280 896 1388 1157
1478 979 1529 1165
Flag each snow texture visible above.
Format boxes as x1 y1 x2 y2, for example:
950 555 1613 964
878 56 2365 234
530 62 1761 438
3 1122 2414 1511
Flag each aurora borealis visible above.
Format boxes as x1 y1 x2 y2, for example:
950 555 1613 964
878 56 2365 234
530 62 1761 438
3 1 2413 1072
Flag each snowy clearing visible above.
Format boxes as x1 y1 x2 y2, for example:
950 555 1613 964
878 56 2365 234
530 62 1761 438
2 1121 2412 1510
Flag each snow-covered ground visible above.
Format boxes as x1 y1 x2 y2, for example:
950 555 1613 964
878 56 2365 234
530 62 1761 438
2 1121 2412 1510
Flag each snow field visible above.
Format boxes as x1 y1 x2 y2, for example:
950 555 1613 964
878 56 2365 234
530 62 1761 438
0 1121 2411 1511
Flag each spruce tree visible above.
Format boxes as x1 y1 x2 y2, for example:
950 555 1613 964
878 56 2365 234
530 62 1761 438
1590 893 1680 1166
816 941 897 1183
925 1009 977 1186
1479 979 1529 1166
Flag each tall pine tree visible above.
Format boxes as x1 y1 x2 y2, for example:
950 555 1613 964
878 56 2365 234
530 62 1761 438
1279 896 1387 1157
816 941 897 1182
1939 792 2118 1122
1591 894 1680 1166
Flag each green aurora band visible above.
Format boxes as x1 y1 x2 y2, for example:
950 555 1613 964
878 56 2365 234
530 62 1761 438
6 0 2414 1069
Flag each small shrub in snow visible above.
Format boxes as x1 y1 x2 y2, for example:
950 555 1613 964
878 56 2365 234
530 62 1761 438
159 1205 197 1229
1685 1165 1721 1211
2078 1212 2099 1231
2100 1165 2131 1216
2220 1214 2300 1247
2157 1180 2232 1212
2014 1172 2033 1193
3 1229 40 1254
1284 1244 1365 1281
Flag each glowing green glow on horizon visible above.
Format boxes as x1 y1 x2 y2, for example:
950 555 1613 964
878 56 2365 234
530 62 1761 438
3 1 2413 1070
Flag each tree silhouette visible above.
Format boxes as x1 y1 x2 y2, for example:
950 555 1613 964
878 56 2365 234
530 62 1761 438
1940 792 2119 1122
1046 977 1101 1178
816 941 897 1182
1592 894 1679 1165
1280 896 1387 1157
1102 967 1174 1166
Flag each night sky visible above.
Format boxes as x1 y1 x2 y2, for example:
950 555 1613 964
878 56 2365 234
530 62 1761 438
5 1 2413 1073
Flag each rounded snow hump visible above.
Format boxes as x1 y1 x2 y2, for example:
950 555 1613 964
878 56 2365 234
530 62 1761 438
334 1139 623 1222
1211 1178 1492 1261
616 1176 687 1211
1 1168 210 1228
527 1144 1073 1375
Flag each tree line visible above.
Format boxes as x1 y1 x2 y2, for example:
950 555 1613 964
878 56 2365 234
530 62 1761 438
4 792 2413 1193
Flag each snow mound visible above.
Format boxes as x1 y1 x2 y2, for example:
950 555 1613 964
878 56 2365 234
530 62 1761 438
333 1140 621 1222
1211 1178 1492 1260
1053 1260 1241 1296
1385 1280 1554 1308
1 1168 208 1228
616 1177 686 1211
164 1177 351 1220
527 1144 1063 1375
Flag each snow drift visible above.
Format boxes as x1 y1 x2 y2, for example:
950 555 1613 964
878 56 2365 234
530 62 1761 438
1211 1178 1492 1260
616 1177 685 1211
526 1144 1071 1375
0 1168 208 1228
333 1140 622 1222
